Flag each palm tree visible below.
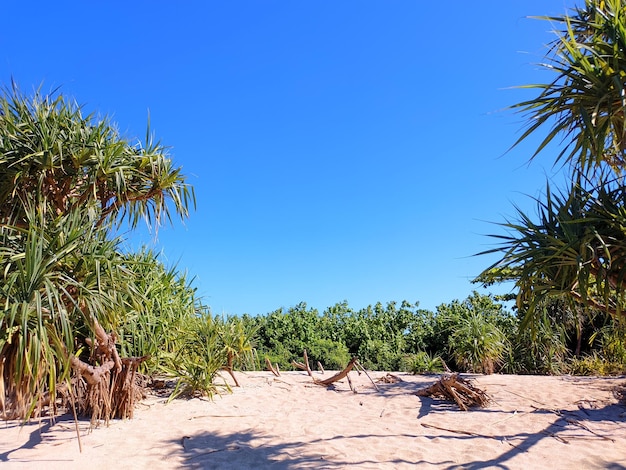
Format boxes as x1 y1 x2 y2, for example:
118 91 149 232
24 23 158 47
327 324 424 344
0 85 194 229
513 0 626 176
483 176 626 317
481 1 626 322
0 85 195 421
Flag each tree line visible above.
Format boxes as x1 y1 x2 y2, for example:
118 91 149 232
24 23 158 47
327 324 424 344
240 292 626 376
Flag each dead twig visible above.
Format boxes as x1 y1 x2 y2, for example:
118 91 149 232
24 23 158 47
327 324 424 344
530 405 615 442
376 373 403 384
264 357 280 377
354 361 380 392
292 350 314 377
420 423 519 449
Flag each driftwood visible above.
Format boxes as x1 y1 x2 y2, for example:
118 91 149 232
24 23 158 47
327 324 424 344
420 423 520 449
292 350 314 377
290 350 378 392
415 373 490 411
530 405 615 442
312 357 358 386
265 357 281 377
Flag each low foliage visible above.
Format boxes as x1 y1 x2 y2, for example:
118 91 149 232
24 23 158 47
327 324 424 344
249 292 626 376
161 314 231 401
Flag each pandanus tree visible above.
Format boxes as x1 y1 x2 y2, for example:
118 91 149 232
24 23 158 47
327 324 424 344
0 85 194 421
480 0 626 323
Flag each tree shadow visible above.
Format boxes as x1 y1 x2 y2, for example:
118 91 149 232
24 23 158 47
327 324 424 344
0 413 90 463
416 401 626 470
170 429 457 469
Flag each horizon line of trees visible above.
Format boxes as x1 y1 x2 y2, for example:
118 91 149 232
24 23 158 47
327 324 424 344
238 291 626 377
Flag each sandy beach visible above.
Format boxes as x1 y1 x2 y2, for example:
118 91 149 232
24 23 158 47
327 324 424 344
1 371 626 469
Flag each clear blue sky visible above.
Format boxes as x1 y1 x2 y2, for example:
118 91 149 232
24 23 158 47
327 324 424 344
1 1 572 315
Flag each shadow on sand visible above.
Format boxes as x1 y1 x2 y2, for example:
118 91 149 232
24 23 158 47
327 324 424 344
0 413 89 463
415 396 626 470
170 429 457 469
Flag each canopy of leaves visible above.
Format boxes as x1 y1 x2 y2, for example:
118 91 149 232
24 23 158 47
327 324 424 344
0 85 195 230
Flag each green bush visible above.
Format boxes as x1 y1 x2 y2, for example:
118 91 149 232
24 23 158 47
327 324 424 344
401 351 445 374
448 311 508 374
161 314 230 400
358 339 403 371
569 352 626 376
436 293 511 374
306 338 351 370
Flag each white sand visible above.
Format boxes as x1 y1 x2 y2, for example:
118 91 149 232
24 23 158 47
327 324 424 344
2 371 626 469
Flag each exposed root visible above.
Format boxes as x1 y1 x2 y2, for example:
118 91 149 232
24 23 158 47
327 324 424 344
68 319 149 425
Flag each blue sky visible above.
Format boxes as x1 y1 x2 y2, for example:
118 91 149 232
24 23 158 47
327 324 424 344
1 1 572 315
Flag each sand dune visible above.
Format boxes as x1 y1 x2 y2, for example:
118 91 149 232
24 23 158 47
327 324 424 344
2 371 626 469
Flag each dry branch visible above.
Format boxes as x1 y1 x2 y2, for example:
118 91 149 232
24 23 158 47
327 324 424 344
292 350 314 377
313 357 358 386
530 405 615 442
265 357 280 377
415 373 490 411
420 423 519 449
355 361 380 392
303 350 313 377
376 373 403 384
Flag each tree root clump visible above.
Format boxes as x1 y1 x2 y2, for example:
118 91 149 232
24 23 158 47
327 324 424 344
67 320 148 425
415 373 490 411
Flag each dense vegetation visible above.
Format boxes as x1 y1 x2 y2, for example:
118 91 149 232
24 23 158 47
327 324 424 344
242 292 626 376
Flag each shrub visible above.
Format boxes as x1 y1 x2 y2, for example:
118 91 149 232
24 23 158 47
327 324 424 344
306 338 351 370
401 351 445 374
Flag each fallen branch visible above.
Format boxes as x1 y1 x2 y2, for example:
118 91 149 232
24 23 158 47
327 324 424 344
421 422 485 436
420 423 519 449
376 373 403 384
530 405 615 442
